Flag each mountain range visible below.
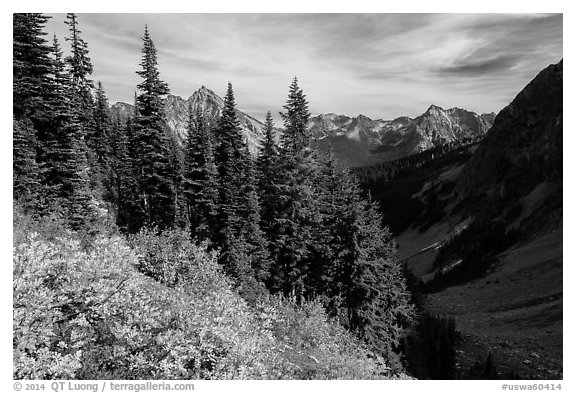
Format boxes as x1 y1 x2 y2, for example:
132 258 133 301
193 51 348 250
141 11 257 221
309 106 494 167
110 88 495 167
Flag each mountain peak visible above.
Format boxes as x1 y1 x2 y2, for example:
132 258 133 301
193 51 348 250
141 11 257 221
196 85 217 95
356 114 372 121
425 104 445 114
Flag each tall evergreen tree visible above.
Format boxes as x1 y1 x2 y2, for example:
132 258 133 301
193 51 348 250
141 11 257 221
13 14 52 207
64 13 93 90
64 13 100 193
110 115 140 233
256 111 280 237
214 83 246 238
348 192 415 355
213 83 269 298
183 103 218 241
13 13 52 123
316 151 415 357
269 77 319 296
168 130 187 230
132 25 175 230
93 81 113 201
40 34 71 204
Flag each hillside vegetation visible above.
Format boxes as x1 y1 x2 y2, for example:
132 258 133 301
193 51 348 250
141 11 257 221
13 208 408 380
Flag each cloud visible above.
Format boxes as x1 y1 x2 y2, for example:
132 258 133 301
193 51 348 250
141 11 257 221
436 55 521 76
44 13 562 121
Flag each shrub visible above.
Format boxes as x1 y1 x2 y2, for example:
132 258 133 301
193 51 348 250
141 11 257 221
13 213 402 379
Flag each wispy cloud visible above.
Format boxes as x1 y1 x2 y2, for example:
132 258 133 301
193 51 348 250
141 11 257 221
45 13 562 121
436 55 521 76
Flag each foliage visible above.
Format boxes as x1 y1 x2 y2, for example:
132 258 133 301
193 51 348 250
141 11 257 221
13 210 400 380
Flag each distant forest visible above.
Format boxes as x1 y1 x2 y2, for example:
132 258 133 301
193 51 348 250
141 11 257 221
352 136 483 185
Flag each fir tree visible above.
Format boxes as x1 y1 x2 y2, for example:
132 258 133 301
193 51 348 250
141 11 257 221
167 127 186 229
13 13 53 123
132 25 175 230
64 13 93 90
240 156 271 284
269 77 319 296
256 111 280 236
13 14 52 207
13 118 40 204
314 150 415 357
347 194 415 355
64 13 101 193
183 103 218 241
280 77 311 154
93 81 113 201
214 83 246 238
110 115 141 233
213 83 269 296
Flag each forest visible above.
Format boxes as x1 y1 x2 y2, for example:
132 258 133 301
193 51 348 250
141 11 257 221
13 13 418 379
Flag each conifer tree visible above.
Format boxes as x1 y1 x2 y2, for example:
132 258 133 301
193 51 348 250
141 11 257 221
348 194 415 355
57 13 96 228
256 111 280 236
13 13 53 123
269 77 319 296
93 81 113 200
13 14 52 207
132 25 175 230
213 83 269 296
214 83 246 238
314 150 415 356
39 35 70 204
240 157 271 284
110 115 141 233
64 12 96 158
183 103 218 241
168 130 187 230
13 118 40 205
64 13 93 91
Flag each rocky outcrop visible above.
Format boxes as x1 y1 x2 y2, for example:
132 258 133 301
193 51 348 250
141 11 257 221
457 60 563 202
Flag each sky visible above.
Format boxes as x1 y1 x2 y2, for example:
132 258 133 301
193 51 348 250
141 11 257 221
45 13 563 122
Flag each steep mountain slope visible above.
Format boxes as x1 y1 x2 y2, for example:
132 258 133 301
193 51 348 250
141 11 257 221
309 106 494 167
456 60 563 230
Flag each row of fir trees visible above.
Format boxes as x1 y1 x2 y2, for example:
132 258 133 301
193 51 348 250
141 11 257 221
13 13 414 359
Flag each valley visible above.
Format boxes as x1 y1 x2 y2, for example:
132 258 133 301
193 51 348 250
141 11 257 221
360 60 563 379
